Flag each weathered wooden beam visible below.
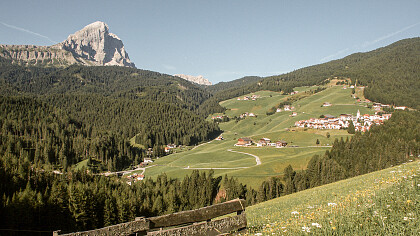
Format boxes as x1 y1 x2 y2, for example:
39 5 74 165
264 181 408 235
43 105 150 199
57 218 149 236
147 213 247 236
148 199 246 228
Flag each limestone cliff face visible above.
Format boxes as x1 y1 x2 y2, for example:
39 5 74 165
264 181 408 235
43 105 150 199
0 21 135 68
174 74 212 86
0 45 77 65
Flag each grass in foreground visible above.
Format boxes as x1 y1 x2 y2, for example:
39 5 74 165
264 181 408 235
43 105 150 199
244 160 419 235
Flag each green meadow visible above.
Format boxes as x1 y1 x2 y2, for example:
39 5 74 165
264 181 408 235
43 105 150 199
144 85 375 188
245 160 420 235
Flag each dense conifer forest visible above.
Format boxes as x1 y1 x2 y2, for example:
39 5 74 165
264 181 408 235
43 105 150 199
205 76 263 94
0 60 222 173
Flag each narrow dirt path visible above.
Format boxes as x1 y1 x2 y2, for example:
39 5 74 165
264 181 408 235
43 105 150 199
227 149 261 165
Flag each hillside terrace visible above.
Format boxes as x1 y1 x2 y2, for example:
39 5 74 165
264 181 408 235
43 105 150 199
294 110 391 132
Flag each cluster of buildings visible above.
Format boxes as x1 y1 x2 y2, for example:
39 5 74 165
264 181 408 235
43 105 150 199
371 102 406 112
126 173 145 185
277 105 296 113
211 115 228 120
294 110 392 132
235 137 288 148
237 94 260 101
239 112 256 118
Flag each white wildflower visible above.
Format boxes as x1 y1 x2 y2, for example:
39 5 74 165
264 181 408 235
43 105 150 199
302 226 311 232
328 202 337 206
404 217 408 221
291 211 299 215
312 223 322 228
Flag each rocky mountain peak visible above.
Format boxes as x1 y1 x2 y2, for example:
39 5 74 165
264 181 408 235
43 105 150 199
0 21 135 68
58 21 135 67
174 74 212 86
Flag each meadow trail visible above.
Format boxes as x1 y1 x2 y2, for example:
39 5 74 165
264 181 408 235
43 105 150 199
227 149 262 165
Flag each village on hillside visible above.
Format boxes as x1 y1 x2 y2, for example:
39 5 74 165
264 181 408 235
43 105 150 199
294 110 392 132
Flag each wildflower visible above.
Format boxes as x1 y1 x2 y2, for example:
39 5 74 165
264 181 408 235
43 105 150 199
406 200 412 204
302 226 311 232
404 217 408 221
328 202 337 206
255 233 263 236
312 223 322 228
332 226 336 230
291 211 299 215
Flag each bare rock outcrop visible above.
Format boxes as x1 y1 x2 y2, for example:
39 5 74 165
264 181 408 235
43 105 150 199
0 21 135 68
174 74 212 86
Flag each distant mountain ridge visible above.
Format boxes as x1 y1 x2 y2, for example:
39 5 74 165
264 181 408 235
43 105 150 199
0 21 135 68
210 37 420 109
174 74 212 85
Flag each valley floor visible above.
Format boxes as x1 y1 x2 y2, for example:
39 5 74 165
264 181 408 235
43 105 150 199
141 85 375 188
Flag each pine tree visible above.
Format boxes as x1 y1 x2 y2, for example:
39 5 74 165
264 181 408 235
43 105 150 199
348 121 355 134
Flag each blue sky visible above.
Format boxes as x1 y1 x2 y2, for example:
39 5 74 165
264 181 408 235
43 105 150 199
1 0 419 84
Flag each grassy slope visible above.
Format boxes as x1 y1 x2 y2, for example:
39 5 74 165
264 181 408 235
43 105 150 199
143 85 375 188
245 160 419 235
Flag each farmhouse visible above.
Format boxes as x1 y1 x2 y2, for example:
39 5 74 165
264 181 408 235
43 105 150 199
257 138 271 147
323 102 332 107
143 158 153 163
276 140 288 148
235 137 253 146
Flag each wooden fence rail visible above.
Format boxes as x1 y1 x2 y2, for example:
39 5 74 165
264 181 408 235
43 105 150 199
54 199 247 236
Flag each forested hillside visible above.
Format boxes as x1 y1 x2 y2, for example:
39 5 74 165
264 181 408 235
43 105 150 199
0 61 222 175
210 38 420 109
0 59 219 112
206 76 263 94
